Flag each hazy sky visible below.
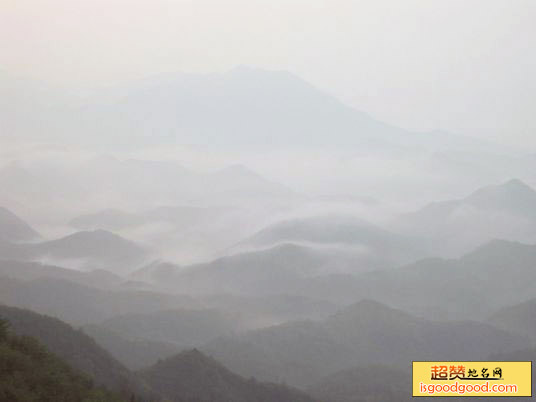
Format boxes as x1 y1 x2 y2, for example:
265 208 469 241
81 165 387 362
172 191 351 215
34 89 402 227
1 0 535 147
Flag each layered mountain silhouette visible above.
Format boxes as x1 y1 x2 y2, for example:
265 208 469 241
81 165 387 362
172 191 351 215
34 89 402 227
134 238 536 322
4 66 536 402
287 238 536 318
0 159 297 243
136 243 377 295
202 300 527 388
397 179 536 256
0 229 149 273
488 298 536 343
3 66 496 153
0 259 123 289
235 215 425 268
0 275 196 325
0 304 320 401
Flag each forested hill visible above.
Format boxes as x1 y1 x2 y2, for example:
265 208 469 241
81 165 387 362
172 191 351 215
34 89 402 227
0 318 125 401
0 305 153 399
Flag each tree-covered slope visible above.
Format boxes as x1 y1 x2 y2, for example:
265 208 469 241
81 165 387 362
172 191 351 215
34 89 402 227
0 305 153 399
0 318 124 402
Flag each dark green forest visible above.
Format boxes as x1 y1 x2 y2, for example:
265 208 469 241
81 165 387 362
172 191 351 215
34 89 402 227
0 318 124 402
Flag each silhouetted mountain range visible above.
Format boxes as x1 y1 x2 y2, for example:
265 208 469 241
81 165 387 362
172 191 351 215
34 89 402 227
136 243 377 295
397 179 536 255
0 276 197 325
489 298 536 344
283 238 536 319
0 229 149 273
0 259 123 289
203 300 527 388
3 67 500 154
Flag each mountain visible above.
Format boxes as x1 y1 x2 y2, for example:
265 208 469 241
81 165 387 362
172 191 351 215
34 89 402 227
35 230 149 271
0 304 320 401
0 206 40 242
0 305 152 398
0 259 123 289
292 238 536 319
397 179 536 256
0 275 197 326
202 300 527 388
0 229 149 273
0 158 297 239
466 179 536 214
411 179 536 220
0 317 123 401
137 238 536 321
244 215 408 247
308 365 410 402
82 324 181 370
488 298 536 343
96 308 247 348
138 243 376 296
78 66 406 151
139 349 316 402
74 157 295 204
3 67 506 155
236 215 425 269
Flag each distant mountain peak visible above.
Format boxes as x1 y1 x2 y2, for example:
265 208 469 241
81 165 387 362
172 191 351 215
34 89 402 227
141 347 316 402
501 178 536 194
465 178 536 215
468 178 536 199
504 178 531 187
461 238 535 262
66 229 125 240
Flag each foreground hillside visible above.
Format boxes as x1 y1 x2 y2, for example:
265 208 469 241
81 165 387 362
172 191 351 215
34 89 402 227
0 305 153 399
0 305 321 401
0 318 124 401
